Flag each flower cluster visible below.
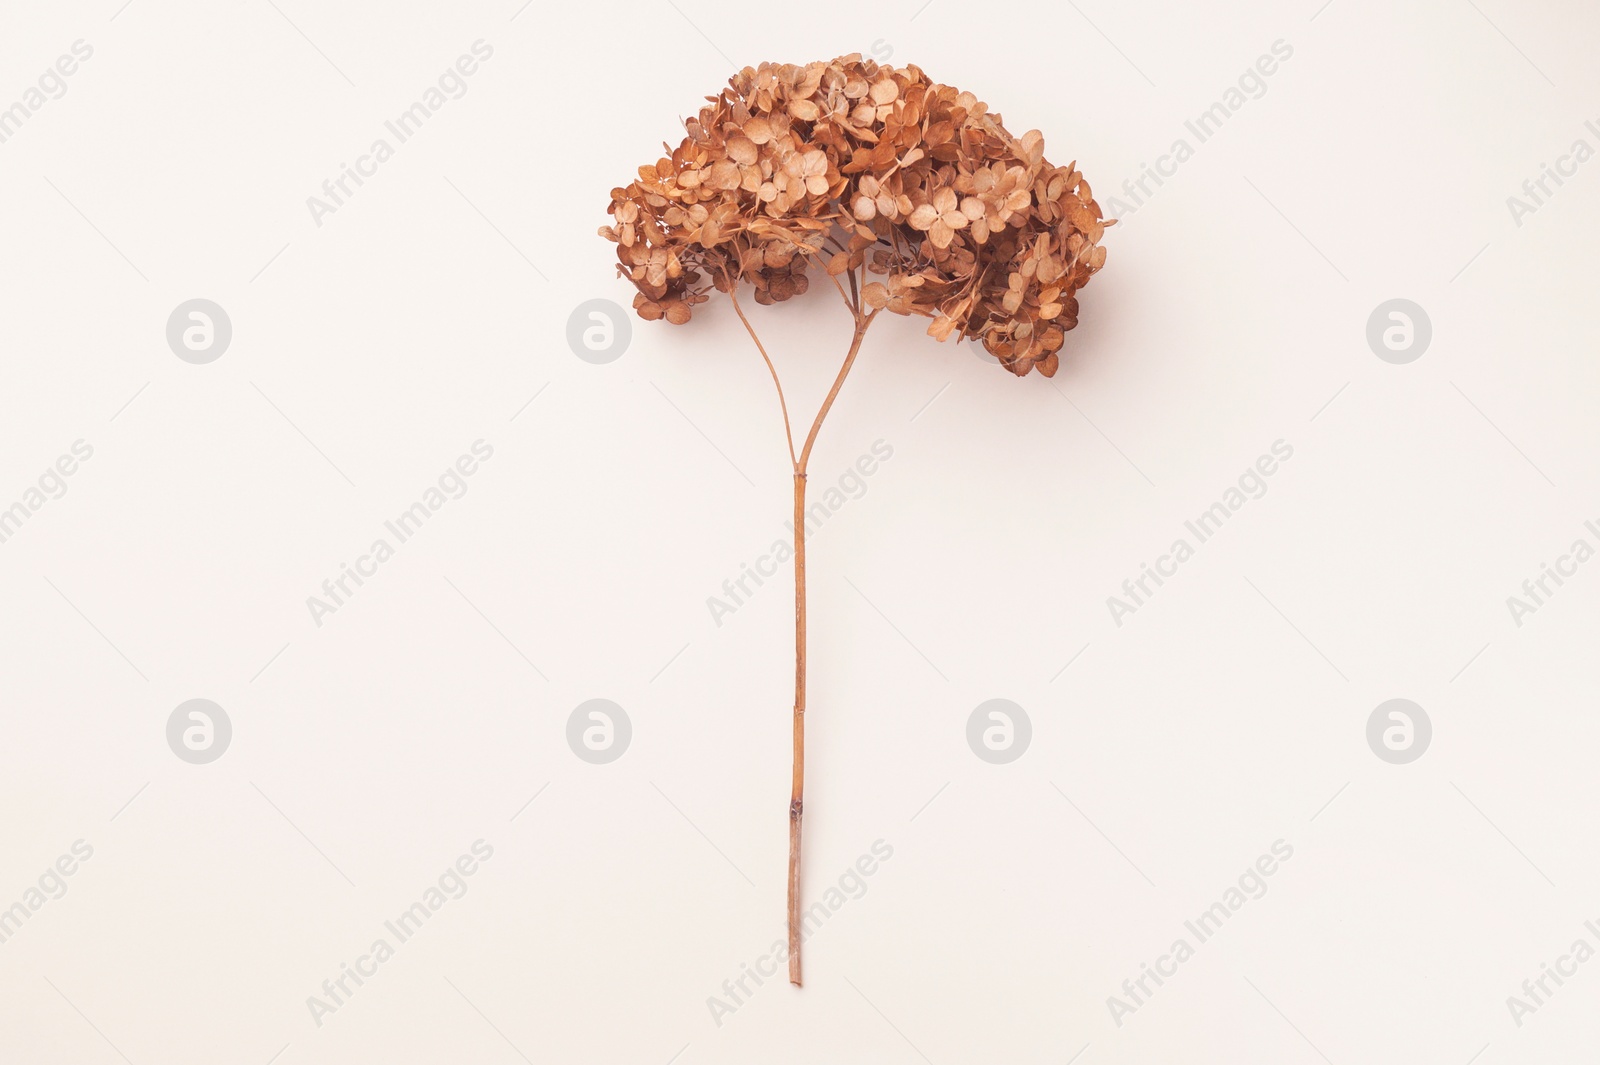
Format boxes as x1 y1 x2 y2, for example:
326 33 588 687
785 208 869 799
600 55 1109 376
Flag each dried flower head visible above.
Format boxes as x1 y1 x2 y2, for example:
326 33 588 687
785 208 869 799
600 54 1110 376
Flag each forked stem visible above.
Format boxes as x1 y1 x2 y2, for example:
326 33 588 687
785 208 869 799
786 310 876 986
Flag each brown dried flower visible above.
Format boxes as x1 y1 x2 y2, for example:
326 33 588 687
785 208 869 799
601 55 1111 988
600 54 1109 376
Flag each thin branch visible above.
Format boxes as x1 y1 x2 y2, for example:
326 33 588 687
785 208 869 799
726 280 799 469
809 253 860 321
798 309 879 471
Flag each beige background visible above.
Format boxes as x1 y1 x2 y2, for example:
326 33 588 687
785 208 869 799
1 0 1598 1062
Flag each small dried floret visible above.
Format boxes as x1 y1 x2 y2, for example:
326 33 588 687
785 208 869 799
601 54 1110 377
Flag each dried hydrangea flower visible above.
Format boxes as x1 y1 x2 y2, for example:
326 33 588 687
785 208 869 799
601 53 1110 985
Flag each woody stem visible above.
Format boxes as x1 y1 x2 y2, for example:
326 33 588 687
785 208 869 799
788 309 876 987
788 466 807 985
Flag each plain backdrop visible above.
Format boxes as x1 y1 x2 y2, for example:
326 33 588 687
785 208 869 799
2 0 1598 1062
